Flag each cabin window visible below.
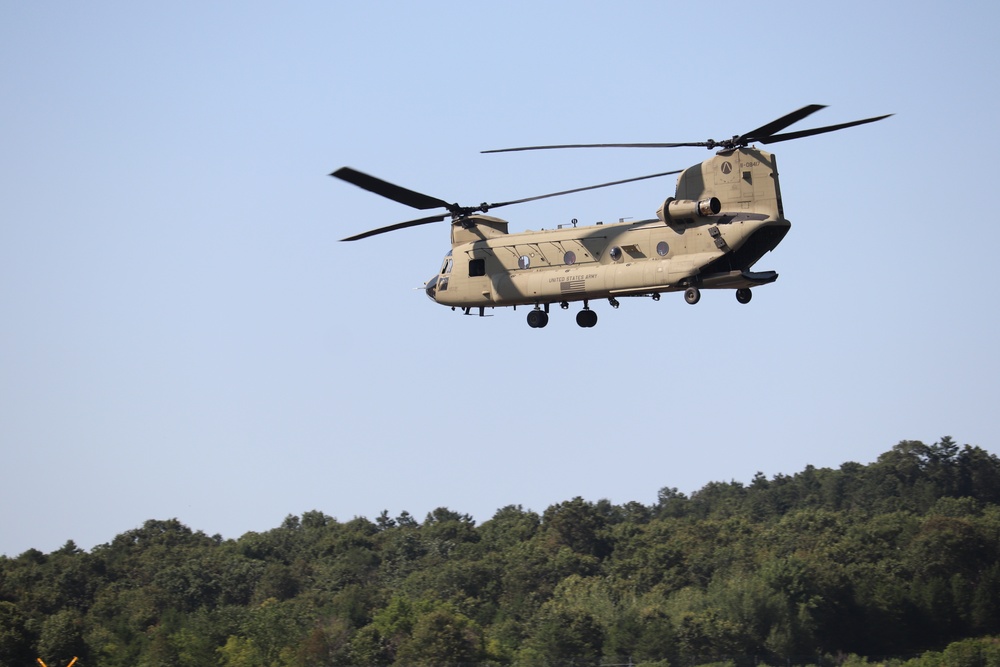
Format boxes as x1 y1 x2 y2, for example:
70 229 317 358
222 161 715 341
518 255 531 269
564 251 576 265
657 241 669 256
469 258 485 277
609 246 622 261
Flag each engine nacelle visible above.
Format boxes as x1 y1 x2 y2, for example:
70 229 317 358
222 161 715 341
657 196 721 223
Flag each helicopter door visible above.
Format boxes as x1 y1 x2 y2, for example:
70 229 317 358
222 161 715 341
464 255 492 303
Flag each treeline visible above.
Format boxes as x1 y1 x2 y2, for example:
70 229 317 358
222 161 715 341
3 437 1000 667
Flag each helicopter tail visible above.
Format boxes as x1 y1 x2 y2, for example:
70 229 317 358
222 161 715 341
673 148 784 221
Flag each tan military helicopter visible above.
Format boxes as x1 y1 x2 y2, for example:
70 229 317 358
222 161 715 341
334 105 890 328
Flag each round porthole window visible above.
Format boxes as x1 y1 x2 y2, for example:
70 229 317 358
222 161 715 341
564 251 576 265
657 241 669 256
609 246 622 261
518 255 531 269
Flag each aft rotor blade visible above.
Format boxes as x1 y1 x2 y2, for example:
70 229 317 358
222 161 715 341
757 113 894 144
483 106 890 154
483 142 706 153
483 105 830 153
340 214 448 242
737 104 828 144
489 170 683 208
332 167 453 211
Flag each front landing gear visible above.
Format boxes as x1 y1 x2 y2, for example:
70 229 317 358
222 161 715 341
576 307 598 328
684 287 701 305
527 308 549 328
736 288 753 304
525 302 598 328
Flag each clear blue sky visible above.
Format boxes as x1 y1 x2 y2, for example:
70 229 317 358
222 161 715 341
3 1 998 556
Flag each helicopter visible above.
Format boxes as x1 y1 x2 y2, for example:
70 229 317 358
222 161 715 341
333 105 890 328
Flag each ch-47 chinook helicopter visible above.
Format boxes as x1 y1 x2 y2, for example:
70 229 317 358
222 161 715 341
333 105 890 328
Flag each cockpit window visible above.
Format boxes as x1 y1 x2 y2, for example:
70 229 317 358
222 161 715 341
441 257 453 274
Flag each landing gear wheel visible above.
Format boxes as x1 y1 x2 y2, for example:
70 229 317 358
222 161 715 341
736 288 753 304
527 309 549 328
684 287 701 305
576 309 598 328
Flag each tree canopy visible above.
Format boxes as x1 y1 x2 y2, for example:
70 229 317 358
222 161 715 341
2 438 1000 667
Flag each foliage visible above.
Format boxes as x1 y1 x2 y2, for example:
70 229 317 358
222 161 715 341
2 438 1000 666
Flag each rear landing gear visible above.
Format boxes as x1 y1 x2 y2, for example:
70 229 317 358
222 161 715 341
684 287 701 305
736 288 753 304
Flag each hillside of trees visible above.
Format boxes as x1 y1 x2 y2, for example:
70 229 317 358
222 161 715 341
3 437 1000 667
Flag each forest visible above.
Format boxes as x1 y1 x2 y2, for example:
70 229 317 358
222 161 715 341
3 437 1000 667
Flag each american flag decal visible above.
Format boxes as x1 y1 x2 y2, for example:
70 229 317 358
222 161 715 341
560 279 586 294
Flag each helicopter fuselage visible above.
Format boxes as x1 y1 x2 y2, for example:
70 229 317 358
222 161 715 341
335 105 890 327
425 148 791 319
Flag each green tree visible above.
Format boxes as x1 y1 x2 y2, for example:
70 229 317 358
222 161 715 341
347 624 389 666
217 635 263 667
957 444 1000 503
241 598 305 666
393 607 483 666
0 601 33 667
292 617 353 667
604 603 677 664
518 606 604 666
542 497 611 558
37 609 85 667
479 505 540 550
169 622 224 667
971 561 1000 634
655 486 690 518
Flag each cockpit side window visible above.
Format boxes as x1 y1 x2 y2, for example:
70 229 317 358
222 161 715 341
441 258 453 274
469 258 486 277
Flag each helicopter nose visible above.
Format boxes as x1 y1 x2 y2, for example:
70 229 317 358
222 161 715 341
424 275 438 301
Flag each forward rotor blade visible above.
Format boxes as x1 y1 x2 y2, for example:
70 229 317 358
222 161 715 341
488 169 683 208
737 104 827 144
332 167 453 211
337 168 683 241
340 214 447 242
757 113 894 144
